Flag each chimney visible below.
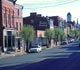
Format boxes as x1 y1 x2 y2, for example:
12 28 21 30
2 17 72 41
30 12 37 17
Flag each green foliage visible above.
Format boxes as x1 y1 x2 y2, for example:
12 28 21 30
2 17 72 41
75 30 80 37
77 30 80 37
69 29 80 38
69 29 75 37
45 29 55 39
45 27 66 41
19 25 35 42
54 27 66 40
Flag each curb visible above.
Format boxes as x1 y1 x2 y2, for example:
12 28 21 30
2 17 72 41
0 52 26 59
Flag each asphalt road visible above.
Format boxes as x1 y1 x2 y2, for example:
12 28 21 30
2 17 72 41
0 43 80 70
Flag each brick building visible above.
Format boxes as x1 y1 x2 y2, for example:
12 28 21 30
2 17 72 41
14 4 23 51
49 16 65 27
23 12 49 38
23 12 49 46
0 0 23 52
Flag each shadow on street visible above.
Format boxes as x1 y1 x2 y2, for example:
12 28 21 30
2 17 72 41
0 44 80 70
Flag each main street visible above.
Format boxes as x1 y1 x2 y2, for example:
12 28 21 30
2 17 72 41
0 42 80 70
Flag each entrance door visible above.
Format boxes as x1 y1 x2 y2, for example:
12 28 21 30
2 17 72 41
5 31 15 51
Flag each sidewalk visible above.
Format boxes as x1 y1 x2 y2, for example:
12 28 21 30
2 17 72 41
0 51 26 59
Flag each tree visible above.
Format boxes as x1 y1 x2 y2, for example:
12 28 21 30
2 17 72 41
69 29 75 38
19 25 35 52
45 28 66 46
45 29 55 47
69 29 79 39
54 27 66 45
45 29 55 39
77 30 80 38
58 28 66 42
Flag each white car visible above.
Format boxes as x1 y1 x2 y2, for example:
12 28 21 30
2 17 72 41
70 39 75 42
29 45 42 53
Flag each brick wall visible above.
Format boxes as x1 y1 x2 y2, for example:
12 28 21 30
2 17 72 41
2 0 15 28
14 4 23 36
37 30 45 37
1 0 15 51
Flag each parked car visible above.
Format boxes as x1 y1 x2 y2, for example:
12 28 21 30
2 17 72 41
70 38 75 43
61 40 67 45
29 45 42 53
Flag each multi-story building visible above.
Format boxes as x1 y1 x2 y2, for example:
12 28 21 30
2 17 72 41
23 12 49 46
67 12 72 23
23 12 49 38
0 0 23 52
49 16 65 28
76 19 80 30
66 12 75 28
64 12 75 38
49 19 54 29
14 4 23 51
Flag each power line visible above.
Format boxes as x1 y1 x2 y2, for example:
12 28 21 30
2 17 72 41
23 0 78 9
22 1 63 5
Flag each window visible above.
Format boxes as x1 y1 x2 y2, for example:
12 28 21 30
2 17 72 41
8 14 11 27
31 19 34 24
4 13 6 25
12 36 15 46
12 15 14 27
4 13 7 27
16 22 18 30
18 9 19 16
7 31 12 36
20 23 22 30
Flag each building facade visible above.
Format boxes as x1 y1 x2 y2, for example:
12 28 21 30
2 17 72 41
65 12 75 37
0 0 23 52
49 16 65 28
67 12 72 23
23 12 49 46
14 4 23 51
23 12 49 38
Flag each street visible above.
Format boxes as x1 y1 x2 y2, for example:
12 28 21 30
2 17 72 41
0 43 80 70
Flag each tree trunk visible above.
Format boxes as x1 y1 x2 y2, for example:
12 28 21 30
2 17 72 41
48 39 51 48
27 42 30 53
51 39 54 47
26 41 29 52
60 36 62 45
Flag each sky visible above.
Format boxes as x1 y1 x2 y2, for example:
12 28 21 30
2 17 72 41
16 0 80 23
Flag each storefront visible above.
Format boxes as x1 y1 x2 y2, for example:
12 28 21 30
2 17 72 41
3 28 16 52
